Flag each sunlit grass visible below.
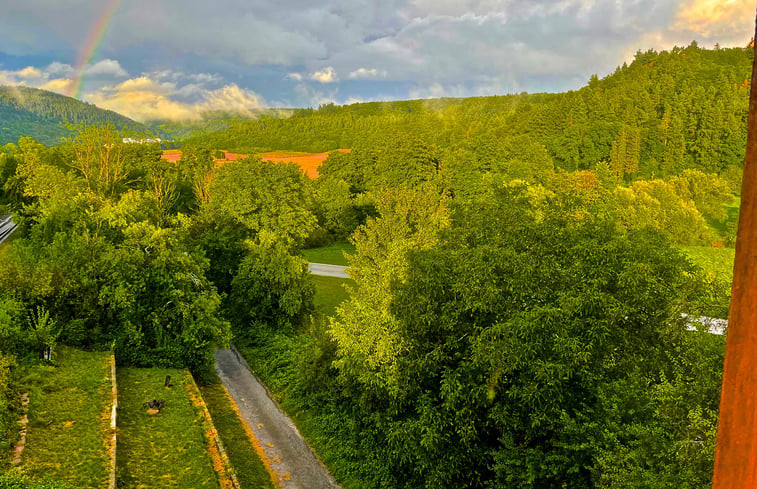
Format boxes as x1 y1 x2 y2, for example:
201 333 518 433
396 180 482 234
116 368 220 489
311 275 353 317
302 242 355 266
198 380 274 489
680 245 735 283
21 346 112 488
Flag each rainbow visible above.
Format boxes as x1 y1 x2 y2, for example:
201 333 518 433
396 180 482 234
66 0 121 99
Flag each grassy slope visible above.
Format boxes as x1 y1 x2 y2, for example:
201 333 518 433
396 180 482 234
302 242 355 266
680 245 736 283
198 381 275 489
21 346 112 488
311 275 353 317
116 368 219 489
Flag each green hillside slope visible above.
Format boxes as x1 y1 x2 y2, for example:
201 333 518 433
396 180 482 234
187 42 751 178
0 85 153 146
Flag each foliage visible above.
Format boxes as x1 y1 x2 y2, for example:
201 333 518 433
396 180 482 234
0 130 231 373
329 185 450 390
0 471 73 489
229 240 314 336
206 157 318 247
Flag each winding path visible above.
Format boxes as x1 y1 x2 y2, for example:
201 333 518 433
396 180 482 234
213 348 340 489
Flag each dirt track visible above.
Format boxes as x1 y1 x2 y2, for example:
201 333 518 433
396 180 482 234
213 348 340 489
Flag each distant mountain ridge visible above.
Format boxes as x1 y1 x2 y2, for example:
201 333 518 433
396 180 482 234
0 85 155 146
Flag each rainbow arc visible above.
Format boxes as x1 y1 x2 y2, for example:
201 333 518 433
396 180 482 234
66 0 121 99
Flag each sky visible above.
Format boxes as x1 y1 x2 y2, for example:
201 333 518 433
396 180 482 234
0 0 753 121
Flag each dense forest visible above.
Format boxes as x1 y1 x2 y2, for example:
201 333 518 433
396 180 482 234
189 42 750 179
0 86 153 146
0 42 744 488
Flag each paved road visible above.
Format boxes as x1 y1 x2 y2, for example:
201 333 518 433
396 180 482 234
0 216 16 244
308 262 349 278
213 348 340 489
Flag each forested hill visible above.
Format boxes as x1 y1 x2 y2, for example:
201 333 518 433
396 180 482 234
188 42 751 178
0 85 152 146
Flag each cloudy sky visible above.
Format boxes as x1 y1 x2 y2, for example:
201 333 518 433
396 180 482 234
0 0 753 121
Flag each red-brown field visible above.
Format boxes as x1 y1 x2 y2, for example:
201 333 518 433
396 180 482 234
161 149 182 162
160 149 350 178
258 149 350 178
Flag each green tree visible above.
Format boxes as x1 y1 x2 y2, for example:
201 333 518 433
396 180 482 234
206 157 317 247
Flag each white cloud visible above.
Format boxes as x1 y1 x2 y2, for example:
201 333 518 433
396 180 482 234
311 67 338 83
84 76 267 121
17 66 43 79
0 0 753 104
348 67 387 79
84 59 128 78
45 62 74 78
39 78 73 95
196 84 266 115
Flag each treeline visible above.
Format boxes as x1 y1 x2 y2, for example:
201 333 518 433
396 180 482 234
188 42 750 179
0 118 731 487
313 140 737 251
0 131 320 468
0 86 152 146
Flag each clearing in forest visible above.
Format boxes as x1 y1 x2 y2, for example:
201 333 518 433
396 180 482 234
116 368 220 489
302 242 355 266
19 346 113 488
311 275 353 317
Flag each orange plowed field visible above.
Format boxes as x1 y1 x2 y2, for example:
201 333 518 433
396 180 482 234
258 149 350 178
161 149 350 178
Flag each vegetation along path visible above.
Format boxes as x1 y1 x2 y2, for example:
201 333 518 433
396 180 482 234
213 348 340 489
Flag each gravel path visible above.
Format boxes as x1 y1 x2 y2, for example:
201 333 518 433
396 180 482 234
213 348 340 489
308 263 349 278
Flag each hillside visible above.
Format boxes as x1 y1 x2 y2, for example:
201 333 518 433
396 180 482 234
187 42 751 178
0 85 154 146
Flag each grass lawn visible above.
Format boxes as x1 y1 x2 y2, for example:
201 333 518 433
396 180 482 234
116 368 220 489
20 346 112 488
680 245 736 284
0 229 20 255
311 275 353 317
198 381 275 489
302 242 355 266
708 196 740 237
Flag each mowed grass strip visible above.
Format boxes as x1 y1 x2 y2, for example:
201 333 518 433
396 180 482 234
302 242 355 266
116 368 220 489
198 380 275 489
311 275 353 317
21 346 112 488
